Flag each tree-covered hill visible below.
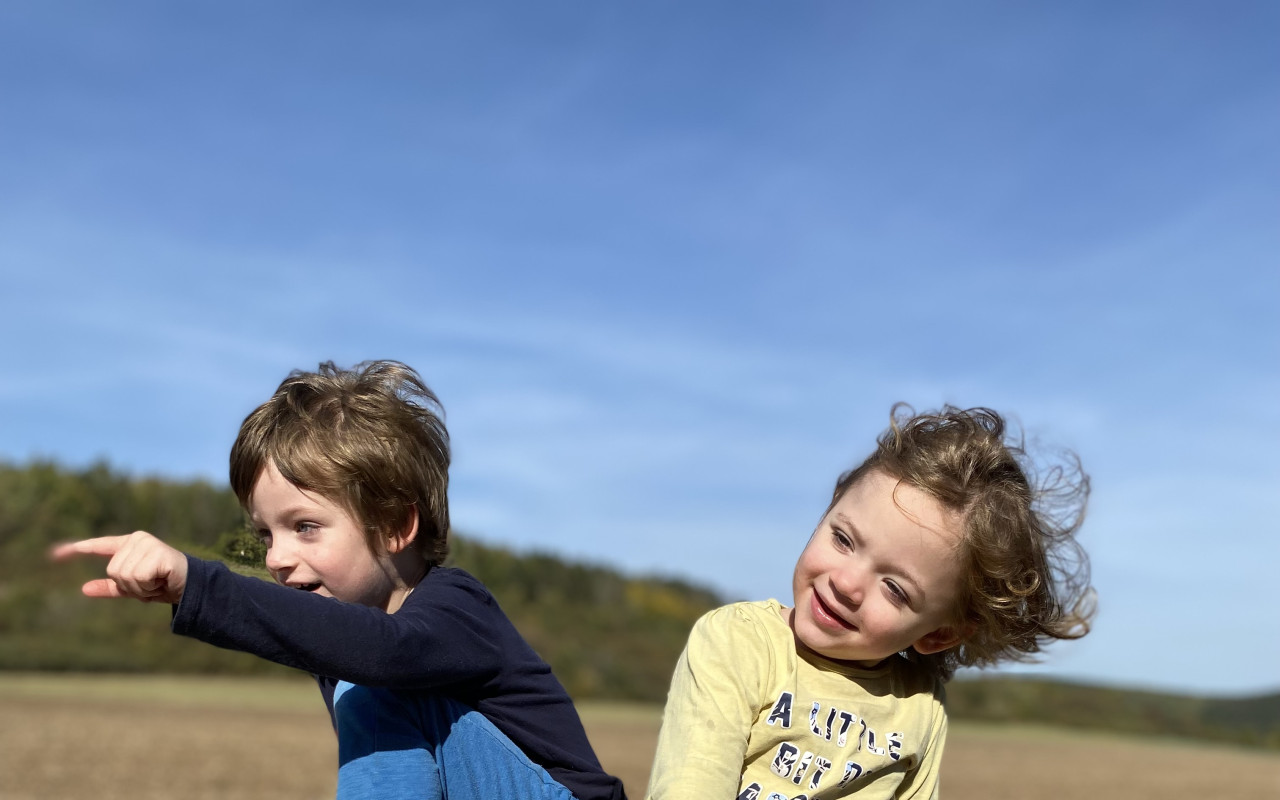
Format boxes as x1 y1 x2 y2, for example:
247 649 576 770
2 460 1277 750
946 677 1280 750
0 459 719 700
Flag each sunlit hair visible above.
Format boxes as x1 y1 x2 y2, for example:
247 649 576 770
230 360 451 565
831 404 1094 681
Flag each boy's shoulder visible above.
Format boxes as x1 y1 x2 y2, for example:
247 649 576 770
421 564 484 588
406 566 500 610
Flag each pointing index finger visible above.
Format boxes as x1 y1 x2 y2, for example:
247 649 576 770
50 536 128 561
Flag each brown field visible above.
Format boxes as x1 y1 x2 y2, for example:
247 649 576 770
1 674 1276 799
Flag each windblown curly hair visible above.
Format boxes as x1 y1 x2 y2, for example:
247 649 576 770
831 404 1095 681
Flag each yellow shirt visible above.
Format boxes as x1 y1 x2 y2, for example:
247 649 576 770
646 601 947 800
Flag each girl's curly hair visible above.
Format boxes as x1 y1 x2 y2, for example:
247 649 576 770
832 404 1095 681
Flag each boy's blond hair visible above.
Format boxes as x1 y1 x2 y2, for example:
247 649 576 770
230 360 451 564
832 404 1094 681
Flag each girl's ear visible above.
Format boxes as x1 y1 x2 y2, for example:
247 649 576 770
385 507 420 554
912 624 970 656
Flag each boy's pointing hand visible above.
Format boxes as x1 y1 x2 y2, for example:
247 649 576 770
52 532 189 604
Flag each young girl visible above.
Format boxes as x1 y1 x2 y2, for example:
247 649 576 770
646 405 1094 800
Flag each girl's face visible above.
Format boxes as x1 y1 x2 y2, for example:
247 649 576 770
789 469 966 666
249 462 412 613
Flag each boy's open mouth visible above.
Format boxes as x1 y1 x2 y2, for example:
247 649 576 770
293 583 322 592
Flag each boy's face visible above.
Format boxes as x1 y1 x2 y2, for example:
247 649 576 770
249 462 404 612
790 469 965 666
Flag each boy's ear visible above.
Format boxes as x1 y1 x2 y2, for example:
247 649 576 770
912 624 970 656
385 507 420 554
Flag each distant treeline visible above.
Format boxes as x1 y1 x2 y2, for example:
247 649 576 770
947 677 1280 750
2 460 1277 749
0 459 719 700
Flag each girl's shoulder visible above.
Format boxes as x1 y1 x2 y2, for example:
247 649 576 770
690 600 795 653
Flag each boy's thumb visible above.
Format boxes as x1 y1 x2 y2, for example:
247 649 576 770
81 579 127 599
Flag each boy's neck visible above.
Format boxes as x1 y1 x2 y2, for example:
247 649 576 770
384 556 430 614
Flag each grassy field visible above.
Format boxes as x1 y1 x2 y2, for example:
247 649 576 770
1 674 1276 799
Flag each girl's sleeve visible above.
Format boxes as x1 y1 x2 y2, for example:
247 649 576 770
893 685 949 800
171 557 505 687
646 604 774 800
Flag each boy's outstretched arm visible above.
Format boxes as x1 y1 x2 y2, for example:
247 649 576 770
52 532 189 604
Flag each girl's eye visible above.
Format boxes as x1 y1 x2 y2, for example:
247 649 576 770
885 581 909 607
831 529 853 550
254 528 272 545
296 522 319 534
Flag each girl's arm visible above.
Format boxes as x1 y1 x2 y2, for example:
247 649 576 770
894 693 948 800
646 604 774 800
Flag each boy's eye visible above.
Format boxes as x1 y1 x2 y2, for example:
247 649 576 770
296 521 318 534
831 530 853 550
254 529 272 546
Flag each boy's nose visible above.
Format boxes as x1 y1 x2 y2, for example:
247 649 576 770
263 537 295 573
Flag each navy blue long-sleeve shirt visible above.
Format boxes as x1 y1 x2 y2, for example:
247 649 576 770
171 557 626 800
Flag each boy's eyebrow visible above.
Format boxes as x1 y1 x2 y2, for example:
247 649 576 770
250 503 324 524
832 512 927 601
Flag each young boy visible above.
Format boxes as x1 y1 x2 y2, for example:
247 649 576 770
55 360 626 800
645 405 1094 800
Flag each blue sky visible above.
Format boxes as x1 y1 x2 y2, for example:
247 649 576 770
2 3 1276 696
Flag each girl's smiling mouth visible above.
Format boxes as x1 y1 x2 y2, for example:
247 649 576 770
811 591 857 631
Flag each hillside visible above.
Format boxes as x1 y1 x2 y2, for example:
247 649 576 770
0 459 720 699
2 460 1276 750
947 677 1280 750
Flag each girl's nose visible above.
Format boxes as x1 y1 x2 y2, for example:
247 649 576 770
829 565 866 606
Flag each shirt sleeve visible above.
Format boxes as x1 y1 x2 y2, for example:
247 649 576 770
893 684 948 800
171 556 504 688
646 604 775 800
